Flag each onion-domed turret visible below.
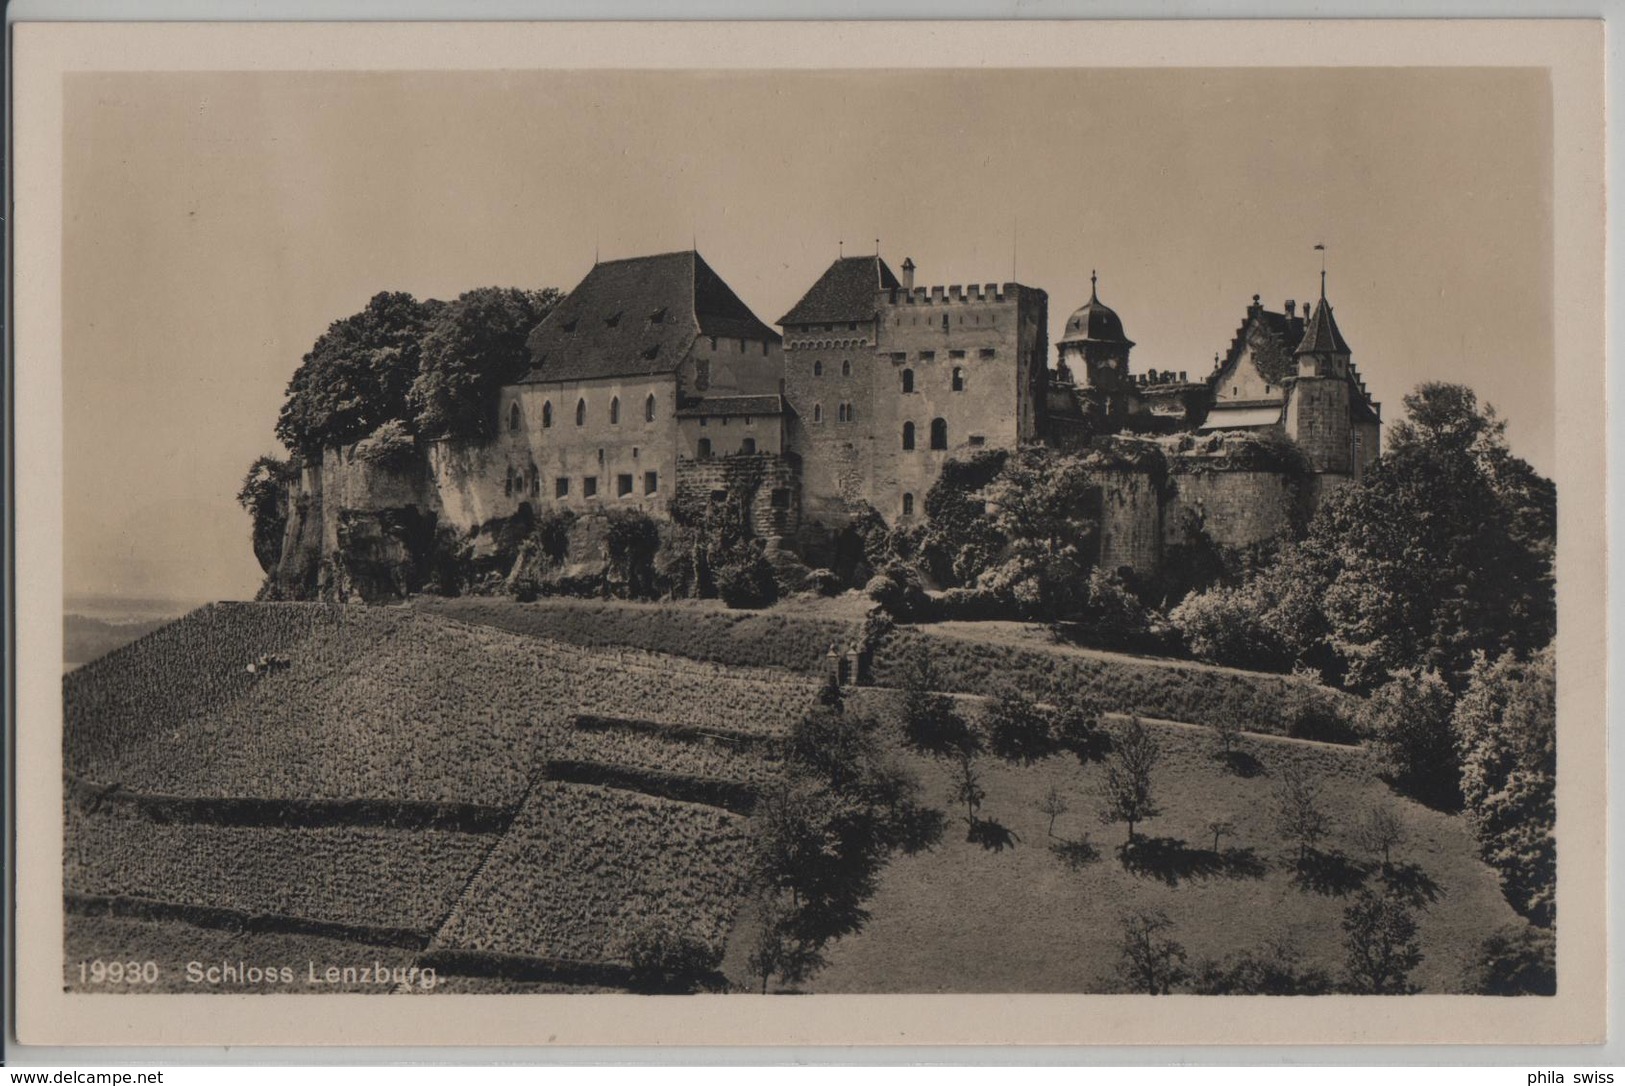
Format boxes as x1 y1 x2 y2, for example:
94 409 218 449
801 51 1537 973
1060 271 1135 349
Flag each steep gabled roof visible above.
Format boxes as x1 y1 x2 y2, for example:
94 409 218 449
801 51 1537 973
1295 297 1351 356
1209 300 1305 389
521 251 778 384
778 256 900 326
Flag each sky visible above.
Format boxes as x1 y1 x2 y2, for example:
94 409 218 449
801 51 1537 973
63 67 1553 604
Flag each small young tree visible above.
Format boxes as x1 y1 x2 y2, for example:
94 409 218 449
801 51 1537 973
1054 699 1107 764
1353 804 1407 872
1211 712 1243 758
1115 909 1188 995
949 750 985 830
1206 818 1236 854
1273 764 1329 867
1098 716 1162 844
1341 888 1424 994
1038 786 1070 838
747 891 825 994
984 688 1057 764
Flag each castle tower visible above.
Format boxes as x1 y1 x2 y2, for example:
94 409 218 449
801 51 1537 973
1283 276 1380 480
1056 271 1134 391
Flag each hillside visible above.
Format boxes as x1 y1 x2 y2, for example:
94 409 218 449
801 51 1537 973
63 599 1528 995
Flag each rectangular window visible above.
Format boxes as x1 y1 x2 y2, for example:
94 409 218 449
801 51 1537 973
644 471 659 495
979 348 997 360
919 350 935 362
617 473 634 497
770 488 791 510
891 352 907 363
583 476 598 498
555 477 570 498
949 349 966 360
968 435 986 447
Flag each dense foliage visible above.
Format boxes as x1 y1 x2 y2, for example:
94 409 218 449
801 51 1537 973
1356 668 1461 809
1453 648 1556 927
409 287 562 440
275 292 442 456
236 456 298 573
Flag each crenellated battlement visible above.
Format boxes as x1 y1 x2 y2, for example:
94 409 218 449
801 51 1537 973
881 283 1022 306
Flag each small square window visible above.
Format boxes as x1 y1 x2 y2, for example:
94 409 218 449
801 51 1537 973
949 350 966 360
617 474 634 497
980 348 997 360
644 471 659 495
583 477 598 498
968 435 986 447
770 488 792 510
555 477 570 498
919 350 935 362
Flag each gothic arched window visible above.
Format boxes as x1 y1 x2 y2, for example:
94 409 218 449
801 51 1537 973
902 422 915 451
813 403 823 424
575 399 586 427
814 360 824 377
509 402 521 431
841 359 852 377
610 397 620 425
952 367 965 392
645 394 656 422
930 417 948 450
542 401 553 429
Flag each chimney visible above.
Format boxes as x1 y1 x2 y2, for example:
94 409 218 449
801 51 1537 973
901 257 916 291
1285 300 1296 319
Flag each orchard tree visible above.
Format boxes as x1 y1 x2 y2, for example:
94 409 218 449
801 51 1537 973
984 688 1058 764
1098 716 1161 844
275 291 440 455
408 286 561 440
1038 787 1070 838
1341 888 1424 994
1273 764 1329 867
1353 804 1407 872
1115 909 1187 995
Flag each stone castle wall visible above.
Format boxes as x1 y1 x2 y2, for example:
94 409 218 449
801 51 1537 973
1165 467 1305 552
674 452 801 539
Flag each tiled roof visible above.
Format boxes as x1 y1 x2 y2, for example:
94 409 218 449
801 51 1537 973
778 256 900 326
1199 404 1285 431
520 251 778 384
675 395 787 418
1295 297 1352 356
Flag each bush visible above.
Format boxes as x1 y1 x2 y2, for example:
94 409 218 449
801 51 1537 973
865 563 930 622
1169 583 1291 671
983 689 1058 764
1189 938 1334 995
1462 924 1555 996
352 419 419 469
717 552 779 610
1356 668 1460 810
604 508 661 600
802 568 842 597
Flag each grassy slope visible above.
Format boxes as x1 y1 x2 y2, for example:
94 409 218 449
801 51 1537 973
808 713 1519 994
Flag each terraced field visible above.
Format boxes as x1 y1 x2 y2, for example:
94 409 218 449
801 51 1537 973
434 782 752 965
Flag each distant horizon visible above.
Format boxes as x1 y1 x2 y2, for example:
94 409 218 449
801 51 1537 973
64 67 1554 604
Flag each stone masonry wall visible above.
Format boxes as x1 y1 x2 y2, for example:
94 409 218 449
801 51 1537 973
674 452 801 539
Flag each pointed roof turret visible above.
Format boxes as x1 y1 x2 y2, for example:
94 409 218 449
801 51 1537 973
1295 294 1351 356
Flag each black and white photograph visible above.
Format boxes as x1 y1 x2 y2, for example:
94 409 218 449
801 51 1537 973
11 18 1607 1049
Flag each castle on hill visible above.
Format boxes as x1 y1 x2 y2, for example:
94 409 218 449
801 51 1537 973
278 248 1382 592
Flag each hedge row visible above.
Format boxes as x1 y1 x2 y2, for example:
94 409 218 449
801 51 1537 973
540 761 760 816
870 627 1359 741
65 892 429 950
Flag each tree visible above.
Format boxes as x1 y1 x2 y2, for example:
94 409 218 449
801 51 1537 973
1206 818 1236 854
1054 699 1107 764
1341 888 1423 994
1114 909 1187 994
275 291 440 455
1356 668 1460 809
747 891 826 994
716 550 779 609
1273 764 1329 867
898 658 979 758
984 688 1058 764
1302 382 1554 692
604 508 662 600
1189 937 1333 995
1353 804 1406 872
1098 716 1161 844
949 750 985 830
1453 647 1556 927
236 455 296 573
1463 924 1556 996
1038 787 1070 838
409 286 562 440
974 447 1102 622
1210 711 1243 758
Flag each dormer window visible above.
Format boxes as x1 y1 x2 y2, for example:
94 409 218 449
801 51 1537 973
648 307 667 323
604 312 621 328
